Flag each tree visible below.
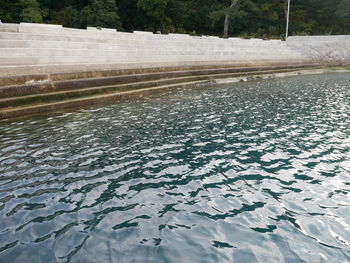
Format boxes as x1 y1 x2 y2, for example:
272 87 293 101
210 0 259 38
49 6 80 28
210 0 242 38
223 0 240 38
117 0 138 31
182 0 223 36
0 1 21 23
136 0 169 31
336 0 350 18
167 0 186 32
20 0 47 23
0 0 349 37
80 0 121 29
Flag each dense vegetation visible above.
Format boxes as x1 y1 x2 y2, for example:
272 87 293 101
1 0 349 38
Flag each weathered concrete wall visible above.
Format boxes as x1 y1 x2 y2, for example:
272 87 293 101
2 22 349 119
1 22 348 78
0 23 313 76
287 35 350 66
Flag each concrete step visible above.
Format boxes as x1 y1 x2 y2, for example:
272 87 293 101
0 32 134 43
0 44 305 58
0 75 216 108
0 39 156 49
0 32 289 49
0 33 24 40
0 24 19 32
0 48 130 57
0 61 317 82
0 54 309 67
0 55 218 65
0 56 130 66
0 80 213 120
0 24 289 44
0 32 181 45
0 65 317 97
287 35 350 43
0 40 251 52
0 66 319 119
0 55 180 66
0 38 294 52
0 48 302 58
0 56 221 66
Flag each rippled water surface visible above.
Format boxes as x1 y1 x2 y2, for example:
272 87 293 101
0 73 350 263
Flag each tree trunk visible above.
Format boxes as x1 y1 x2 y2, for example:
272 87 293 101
223 0 240 38
223 14 230 38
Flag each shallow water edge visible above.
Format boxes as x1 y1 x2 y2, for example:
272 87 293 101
1 67 349 123
0 72 349 262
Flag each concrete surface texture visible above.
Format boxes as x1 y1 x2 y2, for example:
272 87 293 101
287 35 350 66
0 22 319 76
2 22 349 119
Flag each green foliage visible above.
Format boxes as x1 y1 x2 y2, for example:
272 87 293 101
209 0 260 37
48 6 79 27
336 0 350 18
136 0 169 31
137 0 168 19
20 0 47 23
80 0 121 29
0 0 348 37
210 6 247 23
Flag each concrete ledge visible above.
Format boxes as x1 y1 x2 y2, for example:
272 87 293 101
2 67 344 121
133 31 153 35
0 24 19 32
0 81 212 120
0 58 310 77
87 27 117 33
19 23 63 34
0 63 316 86
0 65 314 99
288 35 350 43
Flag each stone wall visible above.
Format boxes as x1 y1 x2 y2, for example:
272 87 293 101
0 23 313 76
287 35 350 66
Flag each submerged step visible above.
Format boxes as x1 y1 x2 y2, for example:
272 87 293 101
0 80 212 120
0 55 311 67
0 66 320 119
0 65 317 97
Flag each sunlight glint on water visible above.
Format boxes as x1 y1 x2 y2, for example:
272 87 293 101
0 73 349 262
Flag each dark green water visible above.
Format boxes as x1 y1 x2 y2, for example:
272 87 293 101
0 73 350 263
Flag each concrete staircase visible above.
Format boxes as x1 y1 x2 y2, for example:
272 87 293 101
0 23 318 120
0 23 312 72
0 65 319 120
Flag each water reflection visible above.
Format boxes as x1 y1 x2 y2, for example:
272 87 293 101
0 73 349 262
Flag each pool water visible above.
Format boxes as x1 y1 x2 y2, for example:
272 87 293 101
0 73 349 262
